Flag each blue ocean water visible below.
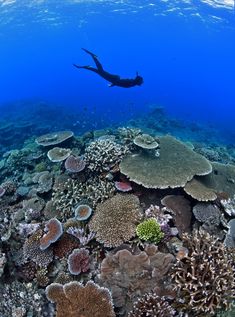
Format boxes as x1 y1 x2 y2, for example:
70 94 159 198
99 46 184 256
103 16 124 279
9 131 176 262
0 0 234 145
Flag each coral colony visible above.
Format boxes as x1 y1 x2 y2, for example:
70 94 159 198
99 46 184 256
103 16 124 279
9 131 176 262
1 125 235 317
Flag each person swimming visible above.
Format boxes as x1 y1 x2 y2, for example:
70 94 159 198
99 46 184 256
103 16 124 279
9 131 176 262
73 48 143 88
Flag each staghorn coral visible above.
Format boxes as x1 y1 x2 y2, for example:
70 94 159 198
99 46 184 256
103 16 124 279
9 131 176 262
46 280 115 317
84 138 129 173
128 292 176 317
89 194 142 247
99 246 175 315
171 230 235 316
51 174 115 214
120 135 212 189
136 218 164 244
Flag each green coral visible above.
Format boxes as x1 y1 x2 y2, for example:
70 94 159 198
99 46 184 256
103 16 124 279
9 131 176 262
136 218 164 243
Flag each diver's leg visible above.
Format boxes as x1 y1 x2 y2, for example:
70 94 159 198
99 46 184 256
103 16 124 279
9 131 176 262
82 48 104 71
73 64 99 74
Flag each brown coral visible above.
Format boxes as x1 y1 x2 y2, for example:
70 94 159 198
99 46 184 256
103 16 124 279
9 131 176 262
171 230 235 316
89 194 142 247
46 280 115 317
99 246 175 315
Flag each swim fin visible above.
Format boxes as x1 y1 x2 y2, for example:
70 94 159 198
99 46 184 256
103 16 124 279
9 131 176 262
82 48 98 58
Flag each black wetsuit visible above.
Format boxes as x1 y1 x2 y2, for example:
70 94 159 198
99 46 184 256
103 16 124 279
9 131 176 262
73 48 143 88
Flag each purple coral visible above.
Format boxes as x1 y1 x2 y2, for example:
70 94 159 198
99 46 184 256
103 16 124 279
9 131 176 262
65 155 86 173
68 248 90 275
66 227 95 246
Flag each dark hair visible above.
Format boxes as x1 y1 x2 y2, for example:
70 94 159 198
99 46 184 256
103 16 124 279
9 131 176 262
135 75 143 86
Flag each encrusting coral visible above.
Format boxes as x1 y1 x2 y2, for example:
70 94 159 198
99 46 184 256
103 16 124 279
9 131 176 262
171 230 235 316
89 194 142 247
46 280 115 317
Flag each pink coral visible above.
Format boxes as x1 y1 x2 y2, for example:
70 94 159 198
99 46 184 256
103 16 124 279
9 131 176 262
114 181 132 192
40 218 63 250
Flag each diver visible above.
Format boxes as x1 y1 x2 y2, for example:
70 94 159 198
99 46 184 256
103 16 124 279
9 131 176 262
73 48 143 88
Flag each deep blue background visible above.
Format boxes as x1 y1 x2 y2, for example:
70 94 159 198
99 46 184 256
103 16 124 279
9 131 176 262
0 1 234 135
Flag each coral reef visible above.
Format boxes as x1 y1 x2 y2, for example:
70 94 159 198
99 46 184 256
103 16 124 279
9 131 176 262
171 230 235 316
89 194 142 247
46 280 115 317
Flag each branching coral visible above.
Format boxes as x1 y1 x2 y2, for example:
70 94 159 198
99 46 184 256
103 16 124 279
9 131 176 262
89 194 142 247
136 218 164 243
171 230 235 316
84 138 129 173
51 174 115 215
46 280 115 317
128 292 176 317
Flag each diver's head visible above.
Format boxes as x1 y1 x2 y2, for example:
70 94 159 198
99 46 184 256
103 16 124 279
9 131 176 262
135 74 143 86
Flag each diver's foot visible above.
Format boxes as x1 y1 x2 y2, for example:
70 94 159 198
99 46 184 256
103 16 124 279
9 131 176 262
82 48 97 58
